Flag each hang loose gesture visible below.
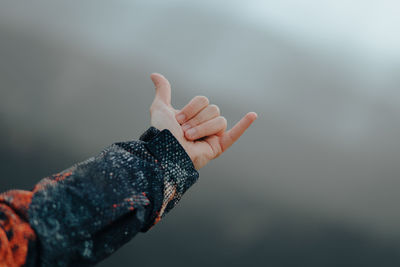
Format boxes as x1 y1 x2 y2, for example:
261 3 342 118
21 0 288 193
0 72 257 266
149 73 258 170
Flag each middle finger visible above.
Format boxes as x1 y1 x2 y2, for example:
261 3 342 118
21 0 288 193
182 104 220 131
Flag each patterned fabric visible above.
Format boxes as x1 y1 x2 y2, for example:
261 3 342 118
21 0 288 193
0 127 199 266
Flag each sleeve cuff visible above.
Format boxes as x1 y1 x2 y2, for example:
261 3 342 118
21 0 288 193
139 126 161 142
141 127 199 230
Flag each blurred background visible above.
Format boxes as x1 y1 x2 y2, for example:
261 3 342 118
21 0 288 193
1 0 400 266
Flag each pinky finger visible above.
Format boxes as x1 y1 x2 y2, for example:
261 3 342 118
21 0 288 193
220 112 258 152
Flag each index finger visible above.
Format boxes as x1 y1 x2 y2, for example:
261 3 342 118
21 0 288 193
220 112 258 152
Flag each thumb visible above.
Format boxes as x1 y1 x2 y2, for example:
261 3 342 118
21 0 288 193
150 73 171 105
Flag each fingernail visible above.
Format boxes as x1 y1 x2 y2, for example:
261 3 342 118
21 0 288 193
182 123 191 131
186 128 196 137
176 113 186 123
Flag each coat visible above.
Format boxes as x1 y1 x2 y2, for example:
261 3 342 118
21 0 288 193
0 127 199 266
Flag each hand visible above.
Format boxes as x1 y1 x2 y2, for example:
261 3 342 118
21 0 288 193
149 73 257 170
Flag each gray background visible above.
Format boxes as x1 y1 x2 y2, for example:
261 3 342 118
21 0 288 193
1 1 400 266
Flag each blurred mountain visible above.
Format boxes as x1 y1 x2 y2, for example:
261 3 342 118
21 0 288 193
1 1 400 266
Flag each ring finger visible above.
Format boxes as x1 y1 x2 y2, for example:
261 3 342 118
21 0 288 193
185 116 227 140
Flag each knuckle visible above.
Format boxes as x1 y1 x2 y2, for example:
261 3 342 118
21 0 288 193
188 126 201 139
188 117 197 126
180 109 188 117
219 116 228 128
215 146 223 157
209 104 220 115
185 120 194 128
219 116 227 124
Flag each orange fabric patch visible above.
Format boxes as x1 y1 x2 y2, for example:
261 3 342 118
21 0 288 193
32 171 73 193
0 203 36 267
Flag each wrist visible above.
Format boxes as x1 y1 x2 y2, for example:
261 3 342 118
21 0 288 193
142 128 199 229
148 125 198 168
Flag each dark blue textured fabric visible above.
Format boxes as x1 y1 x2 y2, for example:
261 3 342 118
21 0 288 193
25 127 199 266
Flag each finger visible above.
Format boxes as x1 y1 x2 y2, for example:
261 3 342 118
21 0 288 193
220 112 258 151
150 73 171 105
181 104 220 131
185 116 227 140
176 96 209 124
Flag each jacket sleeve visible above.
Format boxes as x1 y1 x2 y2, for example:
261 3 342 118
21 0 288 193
0 127 199 266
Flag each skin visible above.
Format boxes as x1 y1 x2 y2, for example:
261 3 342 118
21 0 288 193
149 73 258 170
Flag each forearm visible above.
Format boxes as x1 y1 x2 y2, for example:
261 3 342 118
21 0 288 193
0 127 198 266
